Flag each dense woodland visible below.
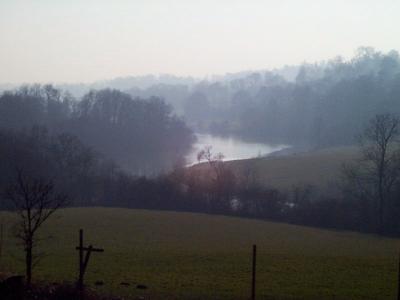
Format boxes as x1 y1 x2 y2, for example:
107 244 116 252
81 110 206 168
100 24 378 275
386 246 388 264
0 86 194 175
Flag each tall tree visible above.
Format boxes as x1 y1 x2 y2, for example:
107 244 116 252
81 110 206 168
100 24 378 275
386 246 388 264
344 114 400 233
5 170 67 286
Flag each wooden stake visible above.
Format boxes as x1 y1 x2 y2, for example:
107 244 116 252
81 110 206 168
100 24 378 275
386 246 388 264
251 244 257 300
0 222 3 266
397 252 400 300
78 229 83 291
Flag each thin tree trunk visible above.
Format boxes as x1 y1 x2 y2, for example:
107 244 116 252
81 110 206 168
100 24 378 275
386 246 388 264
26 242 32 287
377 146 386 234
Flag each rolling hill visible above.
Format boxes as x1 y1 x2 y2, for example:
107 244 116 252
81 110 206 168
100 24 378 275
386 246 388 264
1 207 399 299
226 146 359 190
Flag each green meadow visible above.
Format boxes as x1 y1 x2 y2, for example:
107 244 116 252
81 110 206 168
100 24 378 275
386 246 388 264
1 207 399 299
226 146 359 189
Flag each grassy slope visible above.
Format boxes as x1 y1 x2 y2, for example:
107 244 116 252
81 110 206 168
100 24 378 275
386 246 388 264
226 146 359 189
1 207 399 299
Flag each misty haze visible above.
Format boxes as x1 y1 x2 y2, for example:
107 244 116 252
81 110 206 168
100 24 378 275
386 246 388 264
1 1 400 300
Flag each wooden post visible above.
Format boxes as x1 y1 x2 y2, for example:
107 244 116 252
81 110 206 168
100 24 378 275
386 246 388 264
78 229 84 291
0 222 3 265
251 244 257 300
76 229 104 295
397 252 400 300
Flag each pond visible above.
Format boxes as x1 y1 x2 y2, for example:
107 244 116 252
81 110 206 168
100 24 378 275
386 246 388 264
186 133 289 165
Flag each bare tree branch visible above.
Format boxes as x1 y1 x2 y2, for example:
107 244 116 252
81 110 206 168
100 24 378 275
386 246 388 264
4 169 67 286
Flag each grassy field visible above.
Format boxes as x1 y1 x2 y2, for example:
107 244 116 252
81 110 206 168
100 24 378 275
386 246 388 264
1 207 400 299
225 146 359 189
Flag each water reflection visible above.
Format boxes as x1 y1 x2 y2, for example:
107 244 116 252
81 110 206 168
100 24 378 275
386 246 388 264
186 134 289 165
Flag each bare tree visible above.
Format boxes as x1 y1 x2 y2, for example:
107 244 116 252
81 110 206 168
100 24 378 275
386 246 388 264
5 170 67 286
344 114 400 233
197 146 236 211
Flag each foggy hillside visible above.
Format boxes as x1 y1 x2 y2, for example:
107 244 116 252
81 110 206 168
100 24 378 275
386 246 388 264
85 47 400 148
2 47 400 178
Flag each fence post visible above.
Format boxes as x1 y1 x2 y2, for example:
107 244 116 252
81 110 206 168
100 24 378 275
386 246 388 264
0 222 3 266
78 229 83 292
397 252 400 300
251 244 257 300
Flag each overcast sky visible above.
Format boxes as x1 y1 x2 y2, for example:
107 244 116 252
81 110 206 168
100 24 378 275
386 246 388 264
1 0 399 84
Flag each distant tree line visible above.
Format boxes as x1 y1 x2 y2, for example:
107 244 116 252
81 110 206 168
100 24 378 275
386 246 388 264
126 47 400 148
0 85 194 175
193 48 400 147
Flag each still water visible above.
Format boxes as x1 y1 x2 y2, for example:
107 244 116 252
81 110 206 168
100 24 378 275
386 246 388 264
186 133 289 165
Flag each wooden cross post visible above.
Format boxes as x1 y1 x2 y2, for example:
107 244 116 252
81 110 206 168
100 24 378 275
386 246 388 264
76 229 104 292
